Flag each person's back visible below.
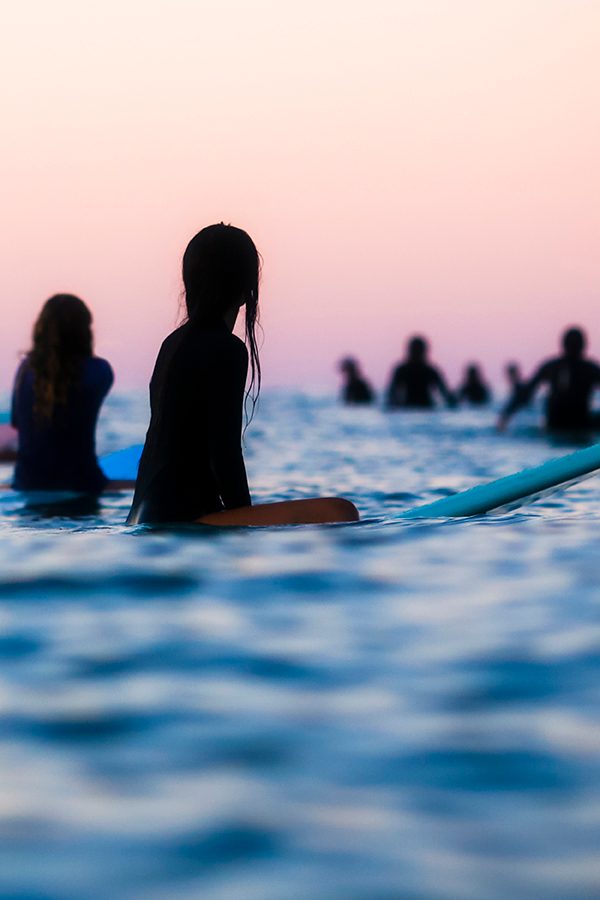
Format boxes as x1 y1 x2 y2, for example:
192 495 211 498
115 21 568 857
11 294 113 492
541 356 600 430
387 336 454 409
127 223 358 527
128 320 250 523
499 328 600 432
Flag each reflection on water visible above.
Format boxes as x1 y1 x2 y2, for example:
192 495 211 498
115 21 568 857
0 392 599 899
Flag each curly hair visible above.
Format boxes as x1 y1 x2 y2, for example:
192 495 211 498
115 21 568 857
28 294 93 421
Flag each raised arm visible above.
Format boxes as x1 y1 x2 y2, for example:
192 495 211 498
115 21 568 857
205 339 251 510
498 362 550 430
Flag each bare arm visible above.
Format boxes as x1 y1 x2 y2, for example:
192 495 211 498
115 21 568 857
433 369 456 408
386 366 404 407
499 363 550 429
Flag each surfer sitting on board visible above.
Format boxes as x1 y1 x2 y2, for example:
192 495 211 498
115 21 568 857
127 223 358 526
498 327 600 433
11 294 113 492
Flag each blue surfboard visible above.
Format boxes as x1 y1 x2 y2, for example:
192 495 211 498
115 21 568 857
100 444 143 481
400 441 600 518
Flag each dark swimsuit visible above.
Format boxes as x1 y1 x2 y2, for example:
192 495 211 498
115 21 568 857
503 357 600 431
11 356 113 492
386 361 454 408
343 376 374 405
127 321 251 524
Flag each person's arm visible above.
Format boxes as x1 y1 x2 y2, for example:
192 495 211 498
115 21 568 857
433 369 456 407
386 366 403 407
205 339 251 509
591 362 600 386
498 363 549 430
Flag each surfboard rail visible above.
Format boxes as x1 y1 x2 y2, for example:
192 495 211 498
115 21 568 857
400 442 600 518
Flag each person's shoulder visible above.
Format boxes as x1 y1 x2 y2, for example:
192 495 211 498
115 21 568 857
583 357 600 375
87 356 114 390
90 355 113 372
533 357 557 376
197 327 247 362
225 331 248 360
89 356 114 377
177 324 248 373
14 355 31 378
12 356 32 392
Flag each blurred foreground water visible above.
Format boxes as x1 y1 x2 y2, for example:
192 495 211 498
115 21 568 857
0 391 599 899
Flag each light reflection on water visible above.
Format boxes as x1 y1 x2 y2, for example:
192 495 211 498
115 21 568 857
0 392 599 899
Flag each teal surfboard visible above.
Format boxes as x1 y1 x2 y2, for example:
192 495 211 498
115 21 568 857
400 441 600 518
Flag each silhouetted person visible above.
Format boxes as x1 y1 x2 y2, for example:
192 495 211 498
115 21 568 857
505 362 523 394
457 363 491 406
11 294 113 491
504 361 527 411
128 224 358 526
339 357 374 405
386 336 455 409
498 327 600 433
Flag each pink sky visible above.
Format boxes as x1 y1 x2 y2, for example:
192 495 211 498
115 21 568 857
1 0 599 393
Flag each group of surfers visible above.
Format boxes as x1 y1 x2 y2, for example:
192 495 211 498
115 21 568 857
5 225 358 526
4 223 600 527
340 329 600 435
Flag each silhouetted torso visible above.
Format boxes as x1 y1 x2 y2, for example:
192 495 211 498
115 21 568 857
128 321 250 524
11 356 113 491
387 361 452 408
505 356 600 430
458 378 491 406
343 376 374 405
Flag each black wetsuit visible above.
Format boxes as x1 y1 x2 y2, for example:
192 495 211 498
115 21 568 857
503 356 600 431
342 376 374 405
386 362 454 408
127 321 250 524
11 356 113 492
458 380 491 406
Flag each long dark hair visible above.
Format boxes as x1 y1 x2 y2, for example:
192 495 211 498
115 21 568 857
28 294 93 421
182 223 261 421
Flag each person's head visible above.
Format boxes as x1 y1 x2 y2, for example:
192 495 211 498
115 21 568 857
182 223 261 412
505 362 521 385
340 357 360 379
28 294 93 420
407 335 428 362
562 326 586 359
465 363 482 382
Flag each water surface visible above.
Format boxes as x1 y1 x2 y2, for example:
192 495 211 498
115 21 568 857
0 393 599 899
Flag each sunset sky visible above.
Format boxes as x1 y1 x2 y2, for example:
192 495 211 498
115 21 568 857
1 0 598 392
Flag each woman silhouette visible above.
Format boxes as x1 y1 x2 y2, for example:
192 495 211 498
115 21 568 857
11 294 113 491
128 224 358 525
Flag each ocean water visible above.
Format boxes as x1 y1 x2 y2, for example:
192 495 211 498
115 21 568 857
0 391 599 900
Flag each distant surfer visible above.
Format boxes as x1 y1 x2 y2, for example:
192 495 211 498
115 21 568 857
457 363 491 406
339 357 375 405
127 224 358 526
11 294 113 491
498 327 600 433
386 336 455 409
